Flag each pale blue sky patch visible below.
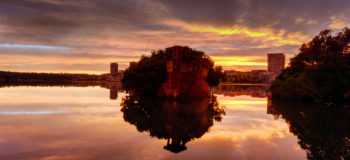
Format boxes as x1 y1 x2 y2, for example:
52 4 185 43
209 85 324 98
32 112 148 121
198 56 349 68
0 110 71 115
0 43 72 50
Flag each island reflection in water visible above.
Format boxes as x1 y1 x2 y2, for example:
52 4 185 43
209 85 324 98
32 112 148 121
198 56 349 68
0 84 347 159
120 93 225 153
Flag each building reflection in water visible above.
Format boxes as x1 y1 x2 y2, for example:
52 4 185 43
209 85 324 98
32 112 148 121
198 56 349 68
110 87 118 100
267 99 350 159
120 93 225 153
212 84 269 98
99 82 123 100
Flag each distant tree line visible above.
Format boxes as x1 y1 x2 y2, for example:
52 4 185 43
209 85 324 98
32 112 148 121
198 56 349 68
0 71 101 87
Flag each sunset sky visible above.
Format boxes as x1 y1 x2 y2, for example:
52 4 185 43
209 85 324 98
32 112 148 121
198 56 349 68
0 0 349 74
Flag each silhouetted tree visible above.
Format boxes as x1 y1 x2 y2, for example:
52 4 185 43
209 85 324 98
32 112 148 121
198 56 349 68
270 28 350 102
207 66 226 87
121 46 224 96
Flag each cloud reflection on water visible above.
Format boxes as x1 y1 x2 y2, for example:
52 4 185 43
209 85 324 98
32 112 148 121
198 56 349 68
0 86 305 159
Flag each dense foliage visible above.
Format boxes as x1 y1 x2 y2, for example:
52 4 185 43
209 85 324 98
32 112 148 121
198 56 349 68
270 28 350 102
121 46 225 95
207 66 225 87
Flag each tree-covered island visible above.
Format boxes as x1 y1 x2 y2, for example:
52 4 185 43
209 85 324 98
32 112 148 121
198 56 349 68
121 45 225 99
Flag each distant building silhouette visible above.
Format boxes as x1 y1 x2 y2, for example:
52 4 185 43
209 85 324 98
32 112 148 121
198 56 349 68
224 70 274 83
267 53 285 76
101 62 123 82
224 53 285 83
212 84 269 98
110 63 118 76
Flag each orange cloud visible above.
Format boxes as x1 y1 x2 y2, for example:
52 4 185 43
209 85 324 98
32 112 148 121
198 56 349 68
164 20 310 48
329 14 350 29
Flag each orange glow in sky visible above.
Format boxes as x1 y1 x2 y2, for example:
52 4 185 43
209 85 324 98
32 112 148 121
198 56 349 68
211 56 267 69
1 0 349 73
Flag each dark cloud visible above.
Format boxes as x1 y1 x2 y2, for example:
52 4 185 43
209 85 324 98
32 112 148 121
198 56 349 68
242 0 350 33
1 0 349 45
158 0 243 26
0 0 166 45
1 0 350 72
159 0 350 34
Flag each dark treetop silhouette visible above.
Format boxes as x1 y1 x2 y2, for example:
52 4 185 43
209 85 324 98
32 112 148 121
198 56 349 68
270 28 350 103
268 100 350 160
120 93 225 153
121 45 225 99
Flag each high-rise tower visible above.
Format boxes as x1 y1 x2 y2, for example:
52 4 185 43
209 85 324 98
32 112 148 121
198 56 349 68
267 53 285 75
110 63 118 76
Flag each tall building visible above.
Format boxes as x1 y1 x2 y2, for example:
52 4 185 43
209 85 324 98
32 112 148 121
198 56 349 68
267 53 285 75
110 63 118 76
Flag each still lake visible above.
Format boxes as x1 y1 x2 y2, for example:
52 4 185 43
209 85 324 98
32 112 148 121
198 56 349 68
0 85 306 160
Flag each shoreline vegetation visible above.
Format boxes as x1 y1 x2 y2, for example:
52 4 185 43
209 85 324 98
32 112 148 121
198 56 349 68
0 71 100 85
270 28 350 103
0 71 121 89
0 70 268 88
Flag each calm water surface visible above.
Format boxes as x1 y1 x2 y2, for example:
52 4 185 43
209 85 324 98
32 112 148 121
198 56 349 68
0 85 306 160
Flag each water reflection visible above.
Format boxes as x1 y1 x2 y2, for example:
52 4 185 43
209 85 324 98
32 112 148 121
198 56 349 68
120 93 225 153
0 85 308 159
0 82 123 101
110 87 118 100
268 100 350 159
0 82 269 100
212 84 268 98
